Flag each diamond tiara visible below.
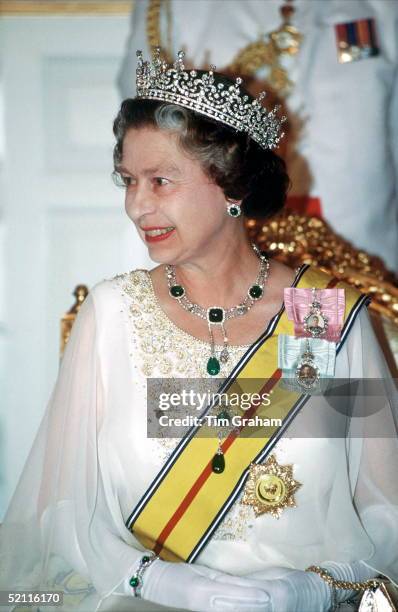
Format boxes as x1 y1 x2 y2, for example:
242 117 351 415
135 48 285 150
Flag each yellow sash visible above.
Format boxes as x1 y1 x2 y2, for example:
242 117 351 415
126 265 369 562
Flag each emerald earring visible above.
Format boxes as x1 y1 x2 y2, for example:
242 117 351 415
226 202 242 217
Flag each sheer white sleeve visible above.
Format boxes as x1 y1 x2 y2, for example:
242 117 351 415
0 291 146 611
345 307 398 584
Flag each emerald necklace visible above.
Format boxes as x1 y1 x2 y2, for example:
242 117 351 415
165 243 270 375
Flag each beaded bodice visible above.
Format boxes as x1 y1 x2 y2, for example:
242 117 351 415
119 269 252 379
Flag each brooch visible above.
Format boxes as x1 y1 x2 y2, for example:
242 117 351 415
242 454 302 519
295 338 320 390
303 287 328 338
278 335 336 393
284 286 344 342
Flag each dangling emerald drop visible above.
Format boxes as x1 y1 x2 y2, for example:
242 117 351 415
207 356 220 376
212 451 225 474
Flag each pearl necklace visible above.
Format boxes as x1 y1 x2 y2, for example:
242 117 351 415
165 243 270 375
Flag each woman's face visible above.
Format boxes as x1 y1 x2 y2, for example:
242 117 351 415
118 126 236 265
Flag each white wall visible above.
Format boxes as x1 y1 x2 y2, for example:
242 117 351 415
0 12 152 518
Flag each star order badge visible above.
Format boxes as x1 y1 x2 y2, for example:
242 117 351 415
242 455 302 519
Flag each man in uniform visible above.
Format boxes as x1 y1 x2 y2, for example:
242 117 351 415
118 0 398 271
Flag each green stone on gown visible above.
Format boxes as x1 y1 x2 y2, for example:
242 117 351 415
207 356 220 375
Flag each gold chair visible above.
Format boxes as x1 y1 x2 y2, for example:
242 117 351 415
60 284 89 356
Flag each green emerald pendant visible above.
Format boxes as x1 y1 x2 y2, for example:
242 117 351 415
207 356 220 376
212 452 225 474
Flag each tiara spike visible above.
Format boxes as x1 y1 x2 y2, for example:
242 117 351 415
135 49 284 150
173 50 185 72
136 50 143 70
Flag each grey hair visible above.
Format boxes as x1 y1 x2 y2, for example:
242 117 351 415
153 103 232 171
154 103 188 134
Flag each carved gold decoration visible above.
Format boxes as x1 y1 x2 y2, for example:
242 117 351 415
242 454 302 519
0 1 133 15
246 211 398 325
60 284 89 356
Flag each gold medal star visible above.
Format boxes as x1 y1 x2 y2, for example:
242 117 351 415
242 454 302 519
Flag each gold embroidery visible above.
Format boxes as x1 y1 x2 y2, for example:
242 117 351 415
119 269 251 379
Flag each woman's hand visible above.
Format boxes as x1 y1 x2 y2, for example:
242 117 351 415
140 559 271 611
242 560 376 612
236 568 332 612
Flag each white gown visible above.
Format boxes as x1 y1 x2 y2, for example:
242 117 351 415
0 268 397 612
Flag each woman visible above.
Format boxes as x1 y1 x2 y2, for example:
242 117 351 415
0 49 397 612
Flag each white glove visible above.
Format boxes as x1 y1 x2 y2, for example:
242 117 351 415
216 568 330 612
238 560 378 612
124 558 271 611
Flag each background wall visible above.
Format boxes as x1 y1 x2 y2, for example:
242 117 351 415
0 0 152 518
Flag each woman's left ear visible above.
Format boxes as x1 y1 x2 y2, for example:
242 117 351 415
226 199 242 218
